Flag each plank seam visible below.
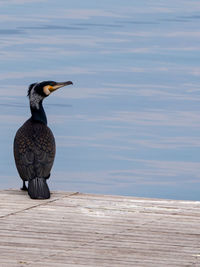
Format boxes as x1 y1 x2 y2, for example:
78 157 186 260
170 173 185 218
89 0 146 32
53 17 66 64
34 217 161 263
0 192 79 219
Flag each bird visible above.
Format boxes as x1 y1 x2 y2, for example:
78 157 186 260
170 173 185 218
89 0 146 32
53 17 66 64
13 80 73 199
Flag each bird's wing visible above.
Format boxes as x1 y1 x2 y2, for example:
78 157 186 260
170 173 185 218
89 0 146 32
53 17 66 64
33 123 56 178
14 122 35 180
14 120 56 181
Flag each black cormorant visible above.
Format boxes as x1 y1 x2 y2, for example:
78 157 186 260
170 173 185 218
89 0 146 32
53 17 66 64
13 80 73 199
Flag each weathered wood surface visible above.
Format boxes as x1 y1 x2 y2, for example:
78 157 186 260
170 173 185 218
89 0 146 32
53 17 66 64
0 190 200 266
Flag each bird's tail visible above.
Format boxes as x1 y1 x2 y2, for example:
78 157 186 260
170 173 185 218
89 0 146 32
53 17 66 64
28 177 50 199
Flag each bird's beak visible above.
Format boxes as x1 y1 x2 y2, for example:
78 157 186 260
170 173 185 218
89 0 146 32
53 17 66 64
49 81 73 92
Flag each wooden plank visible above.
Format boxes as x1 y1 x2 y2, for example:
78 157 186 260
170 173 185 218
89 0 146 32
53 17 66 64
0 189 200 266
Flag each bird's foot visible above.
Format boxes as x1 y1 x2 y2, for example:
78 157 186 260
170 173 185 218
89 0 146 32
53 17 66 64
21 181 28 191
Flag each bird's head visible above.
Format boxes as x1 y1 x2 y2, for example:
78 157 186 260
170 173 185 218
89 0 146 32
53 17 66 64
28 80 73 109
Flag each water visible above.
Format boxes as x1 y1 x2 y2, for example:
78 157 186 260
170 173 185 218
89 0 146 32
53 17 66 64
0 0 200 200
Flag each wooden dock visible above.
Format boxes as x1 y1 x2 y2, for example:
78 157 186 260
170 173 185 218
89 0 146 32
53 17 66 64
0 190 200 266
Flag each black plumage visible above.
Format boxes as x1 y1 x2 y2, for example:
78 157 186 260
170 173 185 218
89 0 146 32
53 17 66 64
13 80 73 199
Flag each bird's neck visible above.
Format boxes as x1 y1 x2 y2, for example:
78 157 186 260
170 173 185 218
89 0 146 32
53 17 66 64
30 101 47 125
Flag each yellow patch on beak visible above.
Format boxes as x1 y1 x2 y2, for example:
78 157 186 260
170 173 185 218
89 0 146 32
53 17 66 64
43 85 53 95
43 81 72 96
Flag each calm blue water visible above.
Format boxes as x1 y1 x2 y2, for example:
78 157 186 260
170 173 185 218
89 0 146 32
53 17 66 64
1 0 200 200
